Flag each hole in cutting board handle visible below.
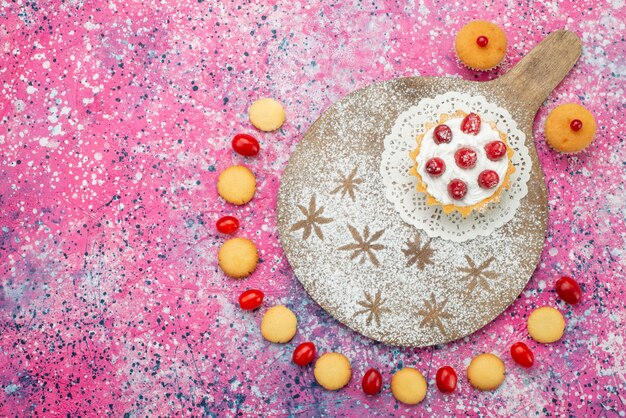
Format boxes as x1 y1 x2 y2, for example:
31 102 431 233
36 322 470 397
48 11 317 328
492 30 582 111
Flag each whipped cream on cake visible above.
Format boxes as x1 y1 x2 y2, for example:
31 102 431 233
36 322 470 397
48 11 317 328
409 111 514 216
415 116 509 206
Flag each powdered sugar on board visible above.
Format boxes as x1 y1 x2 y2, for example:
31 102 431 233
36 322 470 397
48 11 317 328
277 77 546 347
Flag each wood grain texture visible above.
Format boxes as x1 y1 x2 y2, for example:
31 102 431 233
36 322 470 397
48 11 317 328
495 30 583 115
277 30 582 347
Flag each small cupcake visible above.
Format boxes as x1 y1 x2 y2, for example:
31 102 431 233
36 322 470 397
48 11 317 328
544 103 596 153
455 20 507 71
409 111 515 217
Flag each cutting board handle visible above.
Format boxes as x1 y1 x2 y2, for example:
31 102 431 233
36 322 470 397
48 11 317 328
494 30 582 111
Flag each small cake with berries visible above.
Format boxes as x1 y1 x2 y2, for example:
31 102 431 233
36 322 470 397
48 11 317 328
455 20 507 71
544 103 596 153
409 111 515 217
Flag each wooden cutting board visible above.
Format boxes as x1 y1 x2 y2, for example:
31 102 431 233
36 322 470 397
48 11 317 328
277 30 582 347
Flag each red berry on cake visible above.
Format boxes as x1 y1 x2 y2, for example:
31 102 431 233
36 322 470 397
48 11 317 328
478 170 500 189
448 179 467 200
455 148 477 169
425 158 446 176
433 124 453 144
570 119 583 131
461 113 481 134
476 35 489 47
485 140 507 161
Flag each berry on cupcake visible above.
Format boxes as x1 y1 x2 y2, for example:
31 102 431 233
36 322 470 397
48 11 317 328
455 20 507 71
544 103 596 153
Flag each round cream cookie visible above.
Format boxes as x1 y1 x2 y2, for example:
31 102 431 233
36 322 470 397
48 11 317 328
527 306 566 343
218 237 258 278
314 352 352 391
261 305 297 343
391 367 427 405
467 353 506 391
217 165 256 205
249 98 286 132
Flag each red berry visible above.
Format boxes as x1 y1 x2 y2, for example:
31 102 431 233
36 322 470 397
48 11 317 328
216 216 239 234
425 157 446 176
455 148 477 169
478 170 500 189
362 368 383 396
556 276 582 304
448 179 467 200
570 119 583 131
238 289 264 310
461 113 481 135
510 342 534 368
232 133 260 156
433 124 453 144
484 140 507 161
292 342 316 366
476 36 489 47
436 366 457 393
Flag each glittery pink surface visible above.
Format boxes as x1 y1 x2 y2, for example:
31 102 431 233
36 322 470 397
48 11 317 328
1 1 625 416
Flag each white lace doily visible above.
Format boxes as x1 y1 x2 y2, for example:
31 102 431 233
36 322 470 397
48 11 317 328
380 91 531 242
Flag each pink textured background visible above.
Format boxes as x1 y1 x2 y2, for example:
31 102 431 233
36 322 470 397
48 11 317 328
1 0 625 416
